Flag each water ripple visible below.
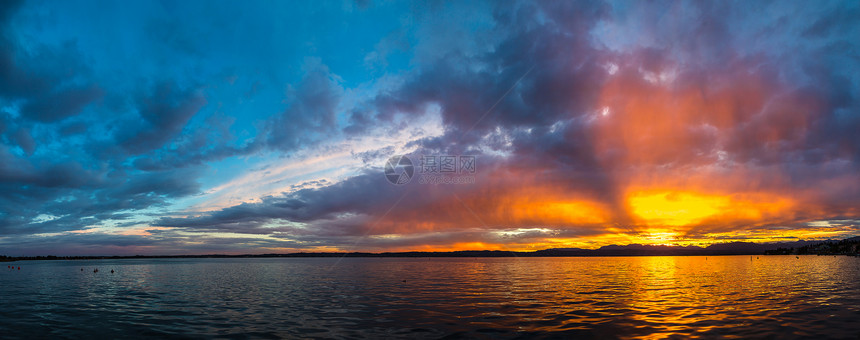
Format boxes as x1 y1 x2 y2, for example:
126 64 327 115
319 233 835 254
1 256 859 339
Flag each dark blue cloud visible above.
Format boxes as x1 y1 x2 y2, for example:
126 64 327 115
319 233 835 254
19 84 103 123
116 82 207 155
262 60 343 151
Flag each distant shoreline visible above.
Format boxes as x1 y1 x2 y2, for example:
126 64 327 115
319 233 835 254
0 252 770 262
3 237 858 262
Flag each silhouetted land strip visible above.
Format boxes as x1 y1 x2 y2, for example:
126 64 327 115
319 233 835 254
3 238 859 261
765 236 860 255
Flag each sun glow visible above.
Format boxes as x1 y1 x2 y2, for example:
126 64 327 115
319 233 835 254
640 229 681 245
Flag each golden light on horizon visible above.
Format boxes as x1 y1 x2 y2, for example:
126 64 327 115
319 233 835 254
640 229 682 245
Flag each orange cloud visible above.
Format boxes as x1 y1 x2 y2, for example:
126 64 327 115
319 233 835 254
372 179 612 235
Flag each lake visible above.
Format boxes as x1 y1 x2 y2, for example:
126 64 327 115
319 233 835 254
1 256 859 339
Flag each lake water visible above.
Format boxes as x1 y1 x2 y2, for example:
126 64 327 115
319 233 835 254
1 256 859 339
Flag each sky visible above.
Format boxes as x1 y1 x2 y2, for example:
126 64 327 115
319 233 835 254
0 0 859 256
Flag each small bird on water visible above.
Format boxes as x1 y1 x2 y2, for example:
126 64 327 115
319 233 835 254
94 268 98 273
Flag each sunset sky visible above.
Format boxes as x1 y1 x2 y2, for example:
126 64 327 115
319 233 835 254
1 0 858 255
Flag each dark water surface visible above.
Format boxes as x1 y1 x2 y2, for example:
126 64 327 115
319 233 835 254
1 256 859 339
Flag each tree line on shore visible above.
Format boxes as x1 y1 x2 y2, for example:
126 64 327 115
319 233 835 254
764 237 860 255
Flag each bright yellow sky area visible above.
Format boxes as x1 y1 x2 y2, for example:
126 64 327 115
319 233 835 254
627 190 794 227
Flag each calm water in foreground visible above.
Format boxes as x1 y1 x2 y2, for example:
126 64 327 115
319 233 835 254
1 256 859 339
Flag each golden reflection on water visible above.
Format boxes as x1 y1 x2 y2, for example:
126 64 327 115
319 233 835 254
427 255 860 339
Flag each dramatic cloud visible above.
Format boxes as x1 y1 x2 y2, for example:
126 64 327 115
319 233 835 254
116 81 207 155
0 0 858 255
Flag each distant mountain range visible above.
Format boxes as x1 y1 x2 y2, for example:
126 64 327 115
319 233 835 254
4 237 860 260
537 239 849 256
